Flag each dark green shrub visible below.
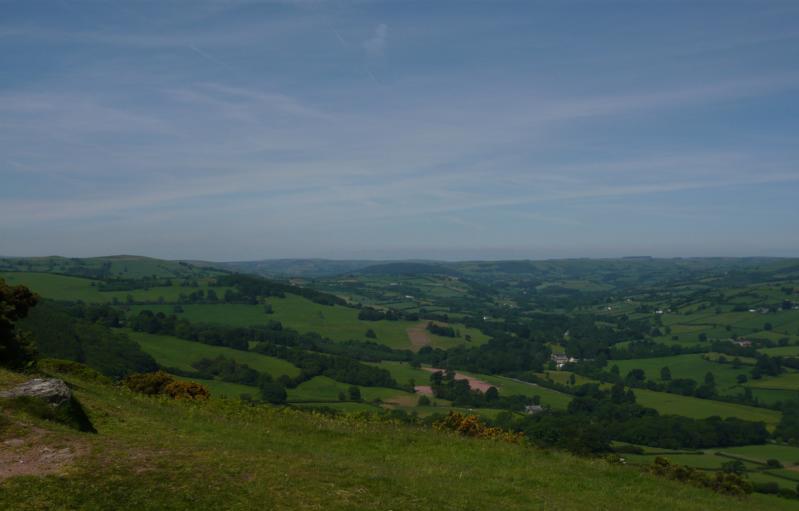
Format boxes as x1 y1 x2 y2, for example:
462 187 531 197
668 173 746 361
753 482 780 494
259 380 287 404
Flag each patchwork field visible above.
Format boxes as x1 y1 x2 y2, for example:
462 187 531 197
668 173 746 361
129 295 488 350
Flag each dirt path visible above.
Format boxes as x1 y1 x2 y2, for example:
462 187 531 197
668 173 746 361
406 322 431 351
413 385 433 396
422 368 496 393
0 427 88 482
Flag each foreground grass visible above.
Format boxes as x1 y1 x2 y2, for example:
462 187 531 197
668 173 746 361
0 369 795 511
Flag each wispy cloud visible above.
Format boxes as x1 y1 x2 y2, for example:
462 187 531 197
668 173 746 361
363 23 387 58
2 1 798 258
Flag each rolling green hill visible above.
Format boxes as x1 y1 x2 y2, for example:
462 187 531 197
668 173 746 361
1 366 795 511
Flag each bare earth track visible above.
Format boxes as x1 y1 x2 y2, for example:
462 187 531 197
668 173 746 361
0 425 87 482
406 322 432 351
422 368 495 393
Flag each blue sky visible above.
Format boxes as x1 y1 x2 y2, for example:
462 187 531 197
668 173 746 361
1 1 798 260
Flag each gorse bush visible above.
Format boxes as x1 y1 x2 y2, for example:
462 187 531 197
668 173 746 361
163 380 210 400
649 456 752 497
124 371 209 400
123 371 175 395
434 411 524 444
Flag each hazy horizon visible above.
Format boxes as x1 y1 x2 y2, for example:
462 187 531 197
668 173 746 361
2 1 798 260
1 252 797 264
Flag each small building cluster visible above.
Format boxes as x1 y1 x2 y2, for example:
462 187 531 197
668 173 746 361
732 338 752 348
524 404 544 415
550 353 578 369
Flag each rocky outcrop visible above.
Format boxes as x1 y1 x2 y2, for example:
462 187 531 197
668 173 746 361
0 378 96 433
0 378 73 407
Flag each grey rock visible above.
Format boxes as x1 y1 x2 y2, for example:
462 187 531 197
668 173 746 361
0 378 73 407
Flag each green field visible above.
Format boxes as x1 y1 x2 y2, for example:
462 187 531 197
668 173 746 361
720 443 799 465
124 329 300 378
186 377 259 399
286 376 413 403
368 361 435 386
1 367 795 511
631 388 782 427
760 345 799 356
624 452 762 471
370 361 573 410
462 372 573 410
610 354 752 394
0 271 495 352
130 296 489 350
748 387 799 406
0 255 224 279
748 372 799 391
0 271 230 304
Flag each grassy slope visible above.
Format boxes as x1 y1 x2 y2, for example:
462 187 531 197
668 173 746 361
0 368 794 511
125 329 300 378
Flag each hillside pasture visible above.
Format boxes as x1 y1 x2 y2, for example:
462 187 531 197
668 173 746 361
124 329 300 378
185 377 258 399
747 371 799 391
610 354 751 394
0 271 230 304
286 376 413 403
631 388 782 427
130 295 488 350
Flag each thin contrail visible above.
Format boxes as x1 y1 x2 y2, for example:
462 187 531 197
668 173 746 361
186 44 230 69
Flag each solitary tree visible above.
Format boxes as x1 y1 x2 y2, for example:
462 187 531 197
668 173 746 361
259 380 287 404
721 460 746 475
0 279 38 368
660 366 672 381
348 385 362 401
